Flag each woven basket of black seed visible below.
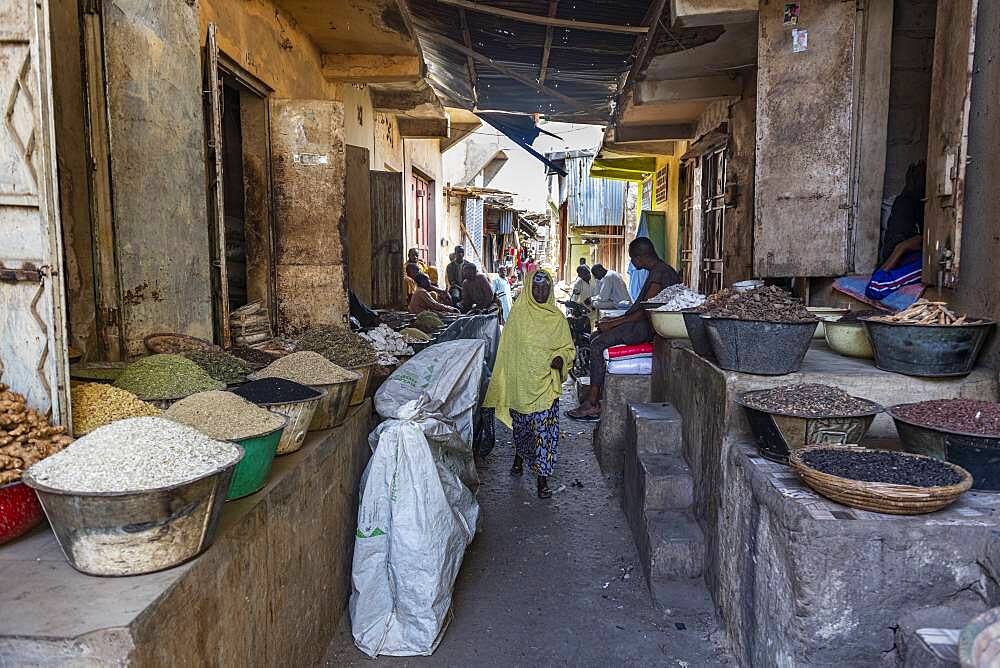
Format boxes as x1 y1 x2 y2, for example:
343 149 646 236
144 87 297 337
737 384 882 464
789 445 972 515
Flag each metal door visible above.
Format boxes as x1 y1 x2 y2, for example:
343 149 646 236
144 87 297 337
701 147 728 295
922 0 979 287
371 171 404 307
0 0 70 422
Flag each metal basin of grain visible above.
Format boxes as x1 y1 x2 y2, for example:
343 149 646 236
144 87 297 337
227 417 286 500
258 389 325 455
703 317 817 375
862 317 995 377
22 448 242 576
737 390 881 463
682 310 713 358
347 364 374 406
309 376 359 430
888 404 1000 491
822 319 874 359
648 309 689 339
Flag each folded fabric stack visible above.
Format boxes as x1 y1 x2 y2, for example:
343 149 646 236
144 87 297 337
604 342 654 375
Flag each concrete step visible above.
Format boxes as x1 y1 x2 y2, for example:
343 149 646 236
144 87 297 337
642 454 694 510
650 577 716 617
647 510 705 581
895 603 986 667
628 402 683 455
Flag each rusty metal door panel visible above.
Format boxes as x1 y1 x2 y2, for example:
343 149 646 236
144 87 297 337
269 99 349 333
102 0 213 355
370 171 404 308
203 23 230 347
922 0 978 287
754 0 857 277
0 0 70 422
345 145 372 303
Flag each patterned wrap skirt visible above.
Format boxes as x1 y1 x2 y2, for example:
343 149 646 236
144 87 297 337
511 399 560 477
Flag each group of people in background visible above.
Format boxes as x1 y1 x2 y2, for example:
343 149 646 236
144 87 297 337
404 245 513 320
568 258 632 325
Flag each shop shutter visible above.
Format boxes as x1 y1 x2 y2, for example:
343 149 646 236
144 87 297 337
463 197 484 265
922 0 979 287
370 171 405 308
0 0 70 422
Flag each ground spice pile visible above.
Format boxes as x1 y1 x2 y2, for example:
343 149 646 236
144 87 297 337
227 345 277 369
71 383 161 435
183 350 253 384
165 391 285 440
399 327 431 342
650 285 706 310
412 311 444 334
698 286 813 323
26 417 242 493
294 328 380 367
801 449 962 487
0 384 73 484
113 354 224 400
249 351 360 386
232 378 321 405
743 384 879 417
894 399 1000 436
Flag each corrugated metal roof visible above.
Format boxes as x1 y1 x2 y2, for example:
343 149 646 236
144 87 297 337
565 155 625 228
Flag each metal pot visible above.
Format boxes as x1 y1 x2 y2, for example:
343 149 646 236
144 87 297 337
347 364 374 406
257 389 325 455
648 309 689 339
309 377 359 430
738 391 881 464
862 318 995 377
888 405 1000 491
823 319 874 359
704 317 818 375
227 417 287 500
682 310 713 358
22 448 242 577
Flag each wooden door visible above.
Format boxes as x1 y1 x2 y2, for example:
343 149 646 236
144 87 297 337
371 171 404 308
411 173 430 260
922 0 979 287
346 145 373 303
203 23 230 346
754 0 857 277
0 0 70 422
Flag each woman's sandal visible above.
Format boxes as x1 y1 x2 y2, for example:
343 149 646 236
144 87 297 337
510 455 524 476
537 476 552 499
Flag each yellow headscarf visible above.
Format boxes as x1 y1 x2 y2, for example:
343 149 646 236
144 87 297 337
483 269 576 427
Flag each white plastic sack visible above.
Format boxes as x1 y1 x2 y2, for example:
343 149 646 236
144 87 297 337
607 356 653 375
350 340 484 657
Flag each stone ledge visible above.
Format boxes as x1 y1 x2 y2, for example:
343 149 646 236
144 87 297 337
0 402 374 666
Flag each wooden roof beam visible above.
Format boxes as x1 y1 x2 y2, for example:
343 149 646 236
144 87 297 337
435 0 649 34
538 0 559 85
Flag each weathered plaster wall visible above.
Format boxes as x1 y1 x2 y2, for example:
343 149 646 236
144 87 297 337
725 73 756 285
373 112 403 171
50 0 96 356
103 0 213 355
199 0 337 100
945 0 1000 369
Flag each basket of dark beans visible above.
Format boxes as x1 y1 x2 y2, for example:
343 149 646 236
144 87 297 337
789 445 972 515
737 384 881 463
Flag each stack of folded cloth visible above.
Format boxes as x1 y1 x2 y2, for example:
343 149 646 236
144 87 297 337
604 342 654 375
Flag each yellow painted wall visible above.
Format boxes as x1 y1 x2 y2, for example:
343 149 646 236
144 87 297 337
652 142 687 271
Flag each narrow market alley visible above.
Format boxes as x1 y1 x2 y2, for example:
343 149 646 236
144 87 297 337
324 385 730 666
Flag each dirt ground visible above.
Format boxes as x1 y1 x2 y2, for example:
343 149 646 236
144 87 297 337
324 384 730 666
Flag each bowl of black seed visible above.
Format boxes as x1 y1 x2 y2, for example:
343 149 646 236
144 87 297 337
738 384 882 464
232 378 324 455
888 399 1000 491
789 445 972 515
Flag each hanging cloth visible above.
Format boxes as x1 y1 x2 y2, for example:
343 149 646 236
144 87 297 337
628 218 650 301
483 270 575 428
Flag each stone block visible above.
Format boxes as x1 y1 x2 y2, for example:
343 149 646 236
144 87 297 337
647 510 705 581
642 454 694 510
894 603 985 668
594 373 651 472
631 402 683 455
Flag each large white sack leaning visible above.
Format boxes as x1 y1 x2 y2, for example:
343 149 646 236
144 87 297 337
350 340 484 657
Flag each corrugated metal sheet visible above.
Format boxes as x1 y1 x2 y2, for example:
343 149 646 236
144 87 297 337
566 155 626 228
499 209 514 234
464 197 485 264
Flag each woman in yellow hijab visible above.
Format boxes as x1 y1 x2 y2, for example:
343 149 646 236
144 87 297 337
483 269 575 498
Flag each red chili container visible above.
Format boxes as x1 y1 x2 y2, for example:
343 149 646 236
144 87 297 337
0 480 45 545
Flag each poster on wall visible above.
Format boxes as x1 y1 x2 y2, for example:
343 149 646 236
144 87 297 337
783 3 800 27
792 28 808 53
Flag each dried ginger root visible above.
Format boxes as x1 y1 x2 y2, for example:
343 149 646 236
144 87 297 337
0 383 72 484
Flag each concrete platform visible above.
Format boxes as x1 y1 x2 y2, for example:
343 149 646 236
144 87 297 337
594 373 651 472
657 341 1000 665
0 403 374 666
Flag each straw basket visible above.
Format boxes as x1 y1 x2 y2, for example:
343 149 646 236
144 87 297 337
789 445 972 515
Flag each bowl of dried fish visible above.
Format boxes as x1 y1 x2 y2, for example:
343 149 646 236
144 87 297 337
861 300 994 377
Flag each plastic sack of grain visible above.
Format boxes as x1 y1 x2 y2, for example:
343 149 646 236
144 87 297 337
350 339 484 658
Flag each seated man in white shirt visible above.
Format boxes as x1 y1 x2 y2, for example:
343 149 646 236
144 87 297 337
591 264 632 310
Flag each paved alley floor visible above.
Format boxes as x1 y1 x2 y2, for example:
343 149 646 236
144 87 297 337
324 385 729 666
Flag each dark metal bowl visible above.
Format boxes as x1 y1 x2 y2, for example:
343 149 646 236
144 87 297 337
861 318 995 377
737 391 882 464
682 309 713 358
703 317 818 375
888 404 1000 490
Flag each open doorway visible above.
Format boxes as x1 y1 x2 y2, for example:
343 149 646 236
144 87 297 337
221 81 249 313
